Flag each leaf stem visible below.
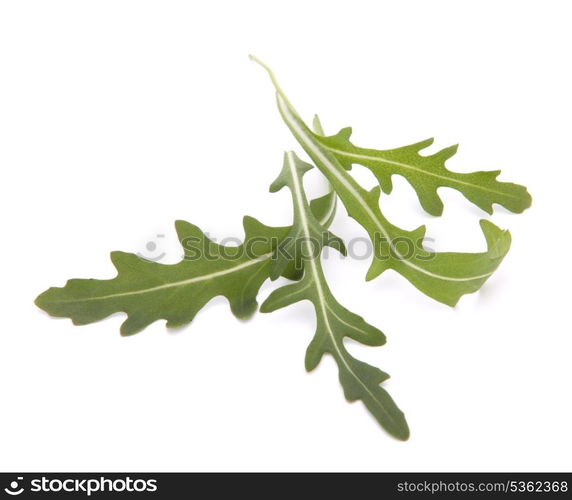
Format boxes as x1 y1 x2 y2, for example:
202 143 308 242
248 54 299 115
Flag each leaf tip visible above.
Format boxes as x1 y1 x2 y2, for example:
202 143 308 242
229 297 258 320
267 265 282 282
120 316 145 337
34 289 50 311
434 143 459 162
392 423 411 441
119 325 136 337
365 266 379 282
365 186 382 207
109 250 125 267
268 182 281 193
174 219 204 242
174 219 188 232
312 114 325 135
248 53 264 67
258 298 273 314
242 215 266 238
414 137 435 152
479 219 512 258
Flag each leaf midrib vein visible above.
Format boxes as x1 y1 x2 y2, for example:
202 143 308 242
50 254 272 303
325 146 519 199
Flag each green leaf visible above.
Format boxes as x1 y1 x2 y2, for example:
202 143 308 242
315 131 531 216
250 55 531 216
252 57 514 306
269 154 346 281
261 151 409 440
35 192 337 336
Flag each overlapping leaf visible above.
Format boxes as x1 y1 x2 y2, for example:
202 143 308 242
253 57 513 306
261 151 409 440
315 130 531 216
250 55 531 217
35 193 337 335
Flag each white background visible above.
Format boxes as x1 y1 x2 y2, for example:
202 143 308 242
1 0 571 472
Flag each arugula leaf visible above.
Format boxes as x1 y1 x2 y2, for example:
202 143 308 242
250 55 532 215
261 151 409 440
250 55 531 216
252 57 513 306
35 193 337 336
314 131 531 216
